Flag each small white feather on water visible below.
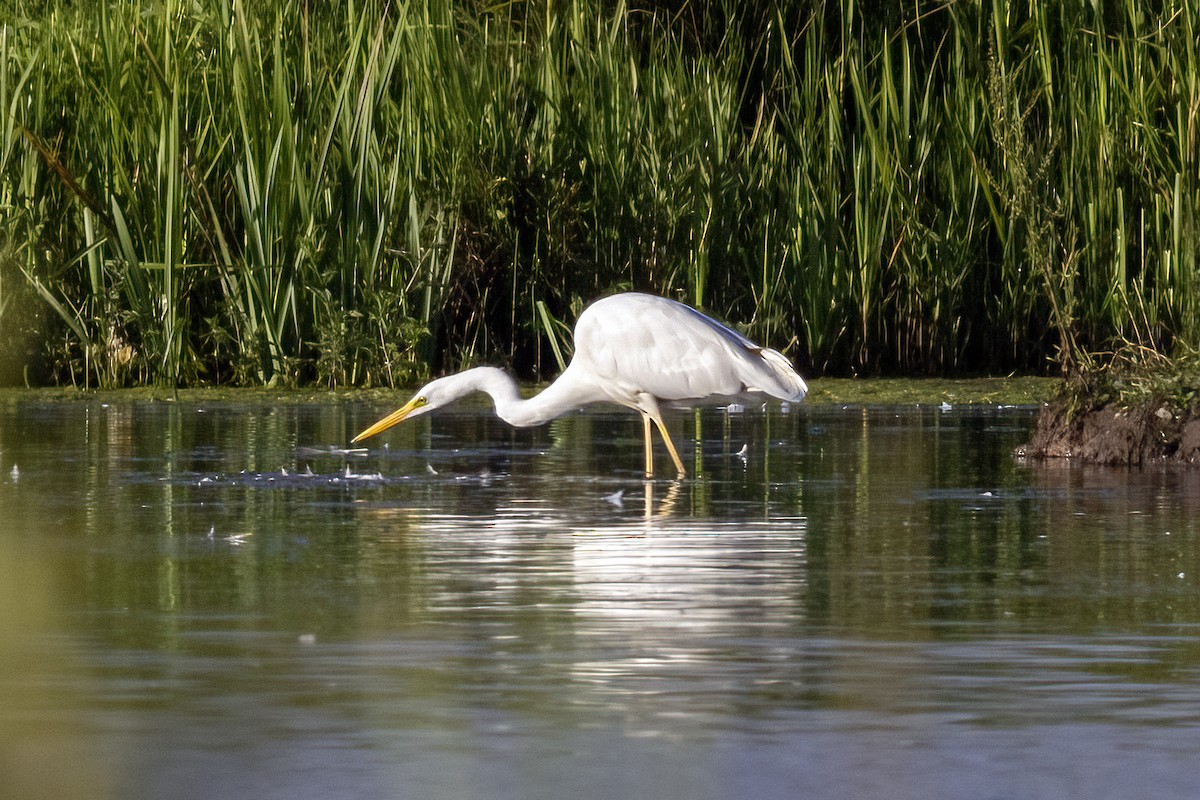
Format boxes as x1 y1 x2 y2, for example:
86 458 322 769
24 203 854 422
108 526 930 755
343 465 383 482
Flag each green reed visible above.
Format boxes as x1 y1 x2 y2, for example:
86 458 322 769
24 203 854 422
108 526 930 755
0 0 1197 387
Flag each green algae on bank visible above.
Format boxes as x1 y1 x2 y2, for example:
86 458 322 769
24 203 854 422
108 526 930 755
0 377 1058 408
802 376 1056 406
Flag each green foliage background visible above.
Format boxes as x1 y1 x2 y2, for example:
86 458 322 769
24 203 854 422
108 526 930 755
1 0 1197 388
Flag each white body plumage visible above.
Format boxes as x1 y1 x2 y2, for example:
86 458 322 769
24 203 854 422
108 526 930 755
353 293 808 477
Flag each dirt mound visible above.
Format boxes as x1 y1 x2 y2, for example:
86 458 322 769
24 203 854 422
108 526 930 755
1017 399 1200 466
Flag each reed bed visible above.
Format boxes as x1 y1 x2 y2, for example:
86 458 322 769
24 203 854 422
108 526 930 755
0 0 1197 388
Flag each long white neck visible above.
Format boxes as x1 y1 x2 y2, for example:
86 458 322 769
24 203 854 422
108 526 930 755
456 365 606 428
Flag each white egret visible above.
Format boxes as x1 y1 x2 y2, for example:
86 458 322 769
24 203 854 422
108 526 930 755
352 292 807 477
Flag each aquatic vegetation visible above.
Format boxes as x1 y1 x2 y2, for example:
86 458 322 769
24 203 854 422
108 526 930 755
0 0 1197 387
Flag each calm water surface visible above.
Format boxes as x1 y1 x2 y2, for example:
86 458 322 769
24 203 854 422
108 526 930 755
2 399 1200 799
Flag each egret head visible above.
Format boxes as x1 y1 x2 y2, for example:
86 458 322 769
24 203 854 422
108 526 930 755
350 374 474 443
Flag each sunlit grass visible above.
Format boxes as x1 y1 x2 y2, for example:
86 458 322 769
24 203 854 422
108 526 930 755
0 0 1197 387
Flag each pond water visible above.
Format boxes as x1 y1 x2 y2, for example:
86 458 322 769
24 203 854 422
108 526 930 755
2 398 1200 800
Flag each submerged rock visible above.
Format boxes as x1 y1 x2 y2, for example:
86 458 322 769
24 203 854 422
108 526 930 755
1017 398 1200 466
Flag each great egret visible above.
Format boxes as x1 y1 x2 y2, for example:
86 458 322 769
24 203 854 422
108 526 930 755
352 292 807 477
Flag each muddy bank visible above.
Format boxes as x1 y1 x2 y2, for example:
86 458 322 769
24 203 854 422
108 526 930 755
1018 399 1200 466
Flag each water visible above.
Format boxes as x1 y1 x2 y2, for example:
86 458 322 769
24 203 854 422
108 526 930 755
2 398 1200 799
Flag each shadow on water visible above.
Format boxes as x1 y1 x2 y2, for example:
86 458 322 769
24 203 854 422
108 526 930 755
2 399 1200 799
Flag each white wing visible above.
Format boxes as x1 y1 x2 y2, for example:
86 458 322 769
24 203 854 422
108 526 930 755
571 293 807 404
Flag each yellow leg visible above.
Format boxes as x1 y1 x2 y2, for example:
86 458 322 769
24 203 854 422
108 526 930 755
651 415 687 478
642 413 654 478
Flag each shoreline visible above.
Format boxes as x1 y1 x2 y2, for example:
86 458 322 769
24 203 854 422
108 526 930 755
1018 397 1200 466
0 377 1059 408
